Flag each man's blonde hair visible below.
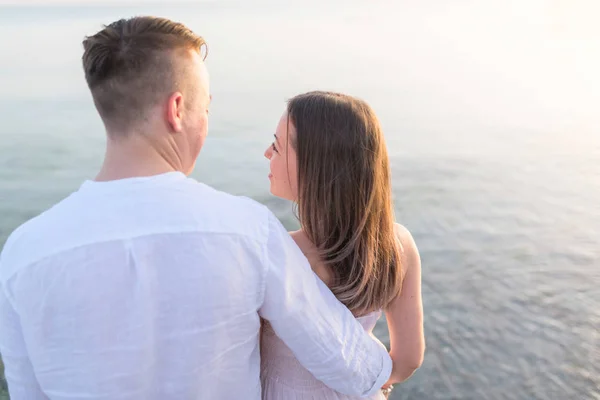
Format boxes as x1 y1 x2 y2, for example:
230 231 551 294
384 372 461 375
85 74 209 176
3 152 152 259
82 16 207 134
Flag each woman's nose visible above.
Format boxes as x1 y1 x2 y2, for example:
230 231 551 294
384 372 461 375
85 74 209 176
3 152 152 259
264 146 272 160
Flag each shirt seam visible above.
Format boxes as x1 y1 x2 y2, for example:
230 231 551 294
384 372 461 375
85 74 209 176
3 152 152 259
1 229 266 284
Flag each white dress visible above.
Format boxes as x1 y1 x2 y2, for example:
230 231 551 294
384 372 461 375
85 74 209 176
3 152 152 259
260 311 386 399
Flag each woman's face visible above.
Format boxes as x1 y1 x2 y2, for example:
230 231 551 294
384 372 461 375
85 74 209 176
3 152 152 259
264 111 299 201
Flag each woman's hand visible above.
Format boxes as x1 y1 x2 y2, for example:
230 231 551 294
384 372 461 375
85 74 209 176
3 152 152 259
381 384 394 398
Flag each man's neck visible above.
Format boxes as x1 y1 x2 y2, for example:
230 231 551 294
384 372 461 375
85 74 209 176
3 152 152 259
95 135 184 182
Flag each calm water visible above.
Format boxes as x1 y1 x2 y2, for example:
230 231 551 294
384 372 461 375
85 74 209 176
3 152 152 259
0 2 599 399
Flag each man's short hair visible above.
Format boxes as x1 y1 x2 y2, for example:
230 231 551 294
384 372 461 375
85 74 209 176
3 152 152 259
82 16 207 133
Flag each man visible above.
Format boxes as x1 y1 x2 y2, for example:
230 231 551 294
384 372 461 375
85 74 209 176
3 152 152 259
0 16 391 400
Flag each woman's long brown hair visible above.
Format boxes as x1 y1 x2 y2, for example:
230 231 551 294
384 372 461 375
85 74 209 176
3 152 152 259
288 91 402 316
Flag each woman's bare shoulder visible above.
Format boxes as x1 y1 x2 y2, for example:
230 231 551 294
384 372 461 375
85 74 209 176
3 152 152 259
394 223 420 275
289 230 310 250
289 230 333 285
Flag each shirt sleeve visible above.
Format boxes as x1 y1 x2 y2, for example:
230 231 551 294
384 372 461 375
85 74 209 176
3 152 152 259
0 279 48 399
258 212 392 397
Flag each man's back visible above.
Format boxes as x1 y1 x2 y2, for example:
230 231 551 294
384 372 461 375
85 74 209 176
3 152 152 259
0 172 270 399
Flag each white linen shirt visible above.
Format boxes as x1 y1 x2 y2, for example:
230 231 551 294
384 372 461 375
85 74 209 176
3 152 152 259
0 172 391 400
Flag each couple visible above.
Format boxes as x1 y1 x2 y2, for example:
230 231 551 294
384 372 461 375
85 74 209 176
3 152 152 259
0 16 424 400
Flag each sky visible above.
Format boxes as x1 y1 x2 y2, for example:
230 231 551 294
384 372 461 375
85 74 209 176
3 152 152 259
0 0 597 139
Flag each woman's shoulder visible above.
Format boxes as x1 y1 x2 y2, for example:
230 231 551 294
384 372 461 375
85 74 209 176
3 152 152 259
289 230 334 285
289 230 314 257
394 223 420 277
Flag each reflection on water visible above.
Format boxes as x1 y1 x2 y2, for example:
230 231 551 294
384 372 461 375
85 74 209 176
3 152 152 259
378 156 600 400
1 2 599 399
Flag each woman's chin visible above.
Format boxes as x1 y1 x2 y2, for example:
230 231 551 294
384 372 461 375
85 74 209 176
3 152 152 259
269 187 285 200
268 183 295 202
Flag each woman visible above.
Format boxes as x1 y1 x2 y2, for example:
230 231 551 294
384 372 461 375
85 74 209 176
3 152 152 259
261 91 425 399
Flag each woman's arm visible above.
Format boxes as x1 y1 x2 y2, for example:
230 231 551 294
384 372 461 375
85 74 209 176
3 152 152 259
384 224 425 386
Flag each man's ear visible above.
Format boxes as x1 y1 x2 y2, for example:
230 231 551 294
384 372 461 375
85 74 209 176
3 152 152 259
166 92 184 132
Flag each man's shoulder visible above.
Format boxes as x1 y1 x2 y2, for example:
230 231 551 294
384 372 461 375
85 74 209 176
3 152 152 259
0 194 76 283
185 179 271 220
193 180 268 211
171 178 280 243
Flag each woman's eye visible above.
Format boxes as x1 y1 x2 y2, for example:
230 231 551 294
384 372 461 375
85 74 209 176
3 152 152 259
271 143 278 153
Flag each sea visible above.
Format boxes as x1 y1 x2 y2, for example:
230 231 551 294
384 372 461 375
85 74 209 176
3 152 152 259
0 1 598 399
